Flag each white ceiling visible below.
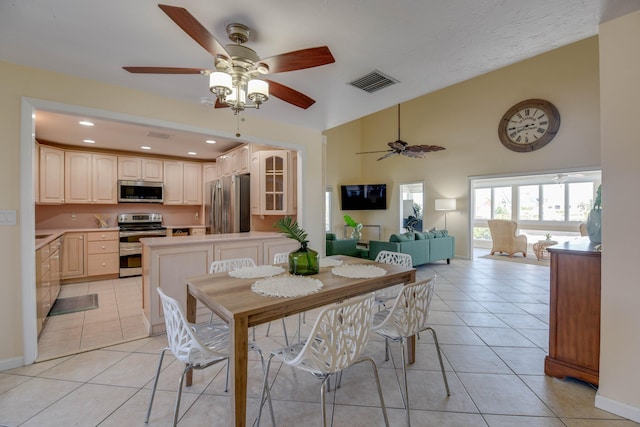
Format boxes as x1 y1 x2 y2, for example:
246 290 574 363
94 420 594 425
2 0 639 159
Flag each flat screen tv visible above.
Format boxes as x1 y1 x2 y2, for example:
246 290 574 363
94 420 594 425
340 184 387 210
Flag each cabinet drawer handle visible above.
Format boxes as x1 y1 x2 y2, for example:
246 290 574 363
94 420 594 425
101 262 106 267
101 245 106 249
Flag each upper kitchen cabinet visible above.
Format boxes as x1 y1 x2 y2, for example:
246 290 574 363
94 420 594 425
38 145 65 204
117 156 163 182
65 152 118 204
202 162 217 183
216 144 249 177
164 160 202 205
251 150 295 215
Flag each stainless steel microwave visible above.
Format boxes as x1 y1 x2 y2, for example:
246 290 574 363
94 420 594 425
117 180 164 203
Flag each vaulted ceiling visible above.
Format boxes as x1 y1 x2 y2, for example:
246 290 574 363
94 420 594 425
2 0 638 159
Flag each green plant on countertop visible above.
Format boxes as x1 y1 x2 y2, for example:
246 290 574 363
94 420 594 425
593 184 602 210
545 233 552 240
274 216 308 243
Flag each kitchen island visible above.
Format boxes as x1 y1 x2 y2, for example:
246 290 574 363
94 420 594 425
140 231 299 334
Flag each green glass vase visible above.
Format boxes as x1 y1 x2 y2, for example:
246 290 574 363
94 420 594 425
289 242 319 275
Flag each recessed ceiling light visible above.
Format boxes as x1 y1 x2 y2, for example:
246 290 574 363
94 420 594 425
83 139 95 144
141 146 151 150
79 120 94 127
188 152 197 156
206 139 216 144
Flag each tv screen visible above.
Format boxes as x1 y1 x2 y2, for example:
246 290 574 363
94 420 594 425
340 184 387 210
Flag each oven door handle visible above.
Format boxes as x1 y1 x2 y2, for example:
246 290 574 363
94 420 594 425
119 230 167 237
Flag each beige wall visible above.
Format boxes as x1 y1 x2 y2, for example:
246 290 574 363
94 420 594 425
325 37 601 258
596 10 640 421
0 61 325 365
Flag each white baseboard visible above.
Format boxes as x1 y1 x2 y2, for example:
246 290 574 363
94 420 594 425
596 392 640 423
0 356 25 372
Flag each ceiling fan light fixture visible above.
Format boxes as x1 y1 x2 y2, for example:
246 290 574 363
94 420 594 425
209 72 233 98
247 79 269 106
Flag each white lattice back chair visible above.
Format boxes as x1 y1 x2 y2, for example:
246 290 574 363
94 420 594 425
273 252 289 264
374 250 413 307
372 276 450 426
147 288 229 426
257 293 389 427
209 257 256 274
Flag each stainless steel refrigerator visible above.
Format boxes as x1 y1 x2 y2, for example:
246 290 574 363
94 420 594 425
205 174 251 234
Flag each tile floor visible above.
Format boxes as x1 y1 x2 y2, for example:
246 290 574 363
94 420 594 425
36 276 148 362
2 249 639 426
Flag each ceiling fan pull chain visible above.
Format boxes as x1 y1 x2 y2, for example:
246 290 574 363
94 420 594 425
235 113 242 137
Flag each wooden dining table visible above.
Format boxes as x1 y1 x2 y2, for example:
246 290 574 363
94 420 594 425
185 255 416 427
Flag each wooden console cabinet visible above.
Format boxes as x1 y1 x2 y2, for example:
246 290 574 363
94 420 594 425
545 237 601 385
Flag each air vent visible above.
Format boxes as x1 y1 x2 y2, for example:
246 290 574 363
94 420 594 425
348 70 399 93
146 130 172 139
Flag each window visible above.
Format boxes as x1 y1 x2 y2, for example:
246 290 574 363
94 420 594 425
471 170 600 244
325 186 332 232
400 182 424 232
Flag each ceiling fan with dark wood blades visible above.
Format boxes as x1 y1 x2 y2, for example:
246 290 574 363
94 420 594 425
123 4 335 110
356 104 446 161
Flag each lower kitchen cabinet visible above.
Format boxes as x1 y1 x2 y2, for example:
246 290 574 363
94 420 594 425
87 231 119 276
61 232 86 280
36 236 62 336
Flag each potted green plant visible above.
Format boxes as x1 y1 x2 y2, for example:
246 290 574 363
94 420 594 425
405 204 423 232
343 215 363 241
586 184 602 243
274 216 319 275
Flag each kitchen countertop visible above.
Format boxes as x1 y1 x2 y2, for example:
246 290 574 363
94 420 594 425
35 227 120 250
140 231 285 248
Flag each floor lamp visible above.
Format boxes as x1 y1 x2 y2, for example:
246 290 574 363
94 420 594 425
435 199 456 230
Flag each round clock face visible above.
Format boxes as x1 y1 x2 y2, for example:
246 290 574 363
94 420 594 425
498 99 560 152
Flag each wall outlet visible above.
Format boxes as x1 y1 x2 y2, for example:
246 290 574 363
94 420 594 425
195 212 199 219
71 213 76 220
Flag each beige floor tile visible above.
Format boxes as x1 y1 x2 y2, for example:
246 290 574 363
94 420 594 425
441 344 512 374
89 352 160 388
99 388 199 427
39 349 128 382
458 372 554 416
520 375 624 420
492 346 548 375
471 327 537 347
484 414 566 426
0 377 81 425
457 311 510 327
20 382 137 427
495 312 549 329
561 419 640 426
0 372 31 394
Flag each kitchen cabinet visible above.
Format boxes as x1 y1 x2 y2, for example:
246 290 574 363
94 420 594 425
118 156 164 182
545 238 601 385
163 160 202 205
203 162 217 183
231 145 250 174
65 151 118 204
87 231 119 277
61 232 86 280
216 144 249 177
251 150 293 215
36 236 62 335
38 145 65 204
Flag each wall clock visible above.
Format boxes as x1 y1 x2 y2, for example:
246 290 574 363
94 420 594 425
498 99 560 152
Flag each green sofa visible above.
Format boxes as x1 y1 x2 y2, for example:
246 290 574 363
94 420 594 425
325 233 358 257
368 230 454 266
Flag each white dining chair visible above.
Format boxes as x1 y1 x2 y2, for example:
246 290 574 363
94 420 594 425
272 252 289 264
210 257 290 345
372 276 450 427
147 288 274 426
373 250 413 308
256 293 389 427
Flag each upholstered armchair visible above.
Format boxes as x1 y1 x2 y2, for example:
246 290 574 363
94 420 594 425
487 219 527 257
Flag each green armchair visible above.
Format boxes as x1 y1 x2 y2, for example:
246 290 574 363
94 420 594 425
326 233 358 256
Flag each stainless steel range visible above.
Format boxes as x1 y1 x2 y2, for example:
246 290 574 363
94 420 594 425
117 213 166 277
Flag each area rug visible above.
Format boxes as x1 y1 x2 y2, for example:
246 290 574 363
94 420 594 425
49 294 99 316
479 253 549 266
